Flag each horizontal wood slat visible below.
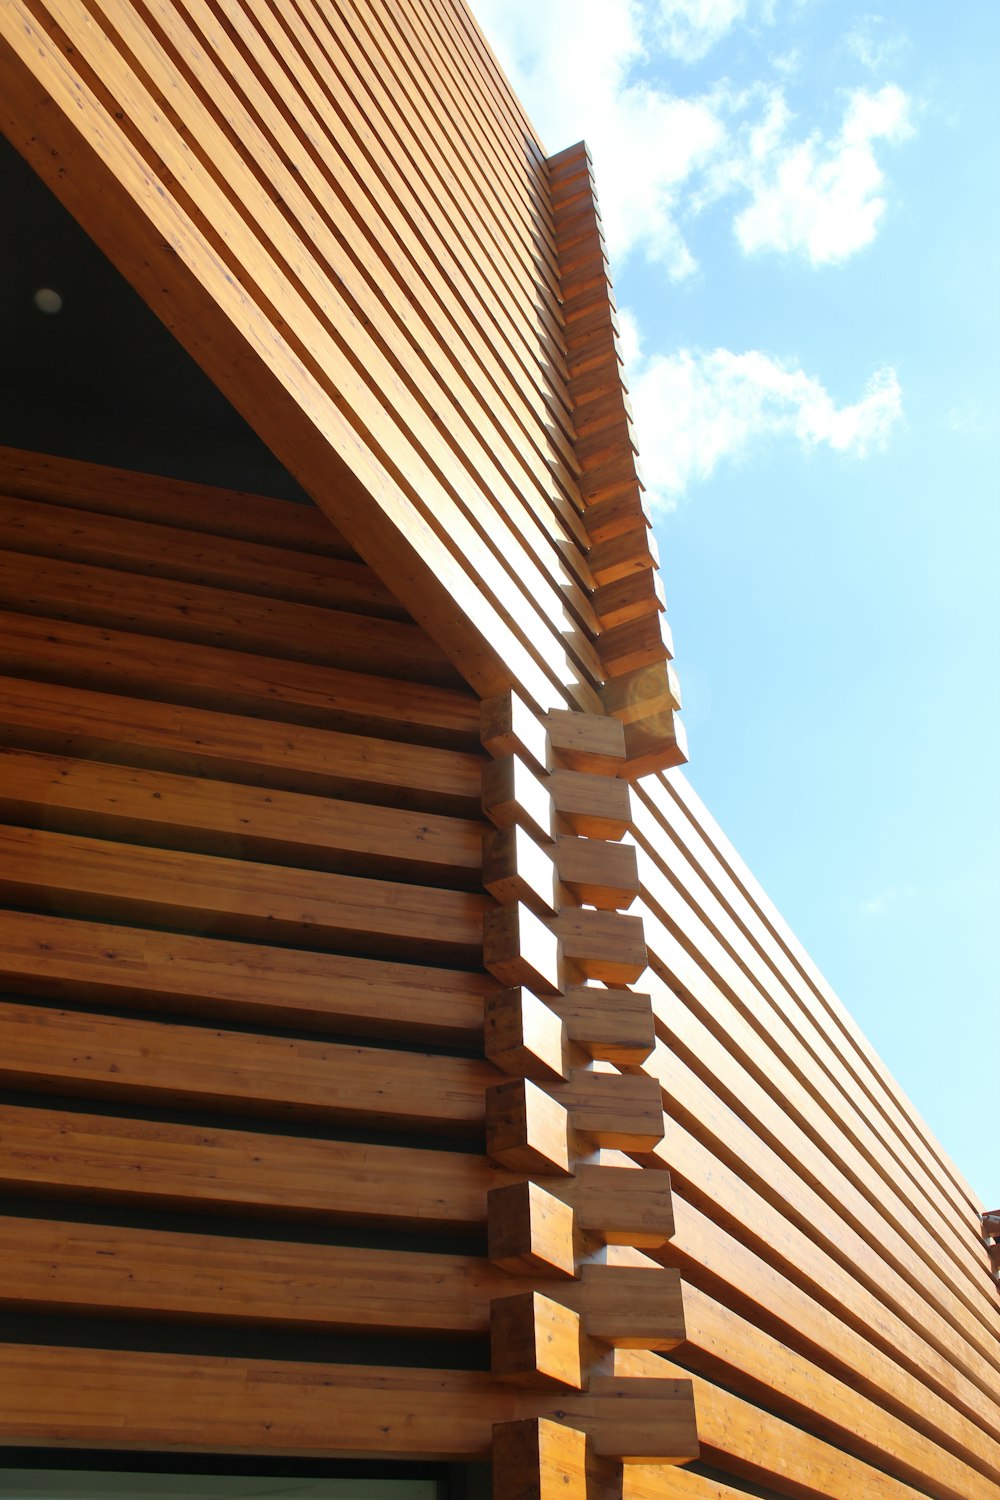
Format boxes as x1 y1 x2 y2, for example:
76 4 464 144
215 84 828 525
631 780 992 1289
0 1343 697 1459
0 1001 496 1131
0 608 483 746
0 446 353 555
0 823 487 960
0 908 490 1043
0 746 482 885
0 0 605 711
0 547 460 683
0 1216 685 1343
0 672 483 810
0 1102 499 1227
0 490 405 616
677 1282 1000 1500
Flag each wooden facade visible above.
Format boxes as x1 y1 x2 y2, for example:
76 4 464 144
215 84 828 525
0 1 996 1497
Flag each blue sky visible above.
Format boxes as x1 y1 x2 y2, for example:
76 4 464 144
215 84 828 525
476 0 999 1205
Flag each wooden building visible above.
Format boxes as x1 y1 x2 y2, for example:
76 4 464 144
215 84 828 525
0 1 997 1496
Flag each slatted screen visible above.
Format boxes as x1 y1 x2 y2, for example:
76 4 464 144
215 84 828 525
621 773 1000 1498
0 0 606 711
0 445 526 1457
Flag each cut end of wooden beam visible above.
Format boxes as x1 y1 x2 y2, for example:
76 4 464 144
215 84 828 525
488 1180 577 1278
548 989 656 1066
492 1417 588 1500
485 988 568 1082
486 1078 572 1175
543 710 626 775
585 1378 700 1464
554 838 640 912
548 1073 665 1153
484 903 564 995
482 693 551 777
551 910 649 987
482 756 555 845
601 663 681 727
579 1265 686 1352
483 825 560 917
549 769 632 842
619 714 689 779
491 1291 585 1388
560 1165 676 1248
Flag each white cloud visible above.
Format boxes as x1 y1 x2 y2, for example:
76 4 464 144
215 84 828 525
846 14 908 72
620 309 903 505
718 83 914 262
653 0 751 62
476 2 914 277
475 0 725 278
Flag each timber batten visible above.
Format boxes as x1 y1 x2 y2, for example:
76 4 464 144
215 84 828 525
0 0 997 1494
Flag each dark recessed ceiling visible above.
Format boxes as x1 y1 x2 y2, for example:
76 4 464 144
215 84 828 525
0 131 309 501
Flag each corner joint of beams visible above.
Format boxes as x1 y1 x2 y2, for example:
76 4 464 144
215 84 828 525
548 141 688 780
480 691 698 1495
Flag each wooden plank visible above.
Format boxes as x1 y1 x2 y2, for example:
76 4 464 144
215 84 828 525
550 768 632 840
492 1420 588 1500
631 836 1000 1344
484 825 561 916
80 0 598 674
0 1215 680 1342
485 988 568 1082
0 445 353 556
638 1019 1000 1405
0 11 594 712
0 609 482 750
207 0 591 570
145 0 596 625
658 773 987 1231
484 903 563 995
593 571 666 630
631 783 996 1299
678 1283 1000 1500
662 1193 1000 1481
547 1073 664 1152
0 671 483 811
482 691 553 775
543 710 627 775
0 909 489 1043
0 824 487 961
625 1351 945 1500
551 909 648 986
636 777 993 1282
482 755 555 843
0 1001 496 1131
486 1079 571 1175
0 747 482 886
491 1292 584 1388
0 1343 696 1459
547 988 656 1066
0 548 460 683
488 1180 577 1279
555 1166 675 1249
554 837 640 910
249 0 575 447
0 491 404 615
641 1112 1000 1449
0 1101 498 1227
0 549 458 684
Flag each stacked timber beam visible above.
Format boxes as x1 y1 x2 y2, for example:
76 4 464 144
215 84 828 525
548 142 686 779
480 690 699 1500
985 1212 1000 1279
0 448 671 1464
